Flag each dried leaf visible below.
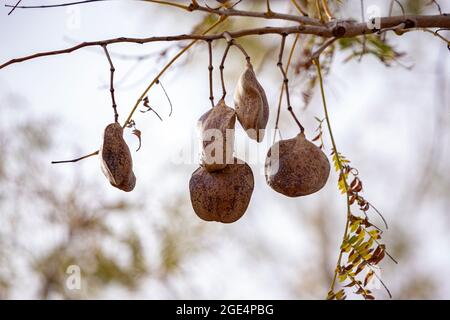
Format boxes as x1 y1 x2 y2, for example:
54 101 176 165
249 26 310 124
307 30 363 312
132 129 142 152
364 270 375 287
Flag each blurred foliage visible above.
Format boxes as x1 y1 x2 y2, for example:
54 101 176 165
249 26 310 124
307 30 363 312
0 99 208 299
0 109 146 298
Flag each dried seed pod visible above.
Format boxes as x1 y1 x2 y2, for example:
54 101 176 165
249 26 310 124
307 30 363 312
265 132 330 197
234 62 269 142
100 123 136 192
189 158 254 223
198 100 236 172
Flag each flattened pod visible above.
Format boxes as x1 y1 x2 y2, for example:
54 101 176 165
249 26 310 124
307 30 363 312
100 123 136 192
265 132 330 197
234 62 269 142
189 158 254 223
198 100 236 172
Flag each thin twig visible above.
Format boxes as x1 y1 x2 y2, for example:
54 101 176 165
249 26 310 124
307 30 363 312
5 0 189 11
51 150 99 164
382 1 396 41
310 37 337 61
321 0 333 21
156 79 173 116
231 41 251 62
315 0 325 22
207 40 214 108
393 0 405 16
273 34 300 144
140 96 163 121
265 0 272 15
102 45 119 123
218 32 250 101
315 58 350 296
409 28 450 46
428 0 442 15
367 202 389 230
277 34 304 133
7 0 22 15
219 41 233 101
5 0 321 25
290 0 308 16
6 0 109 9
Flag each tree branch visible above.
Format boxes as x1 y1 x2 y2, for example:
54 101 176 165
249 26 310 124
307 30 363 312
1 14 448 70
5 0 322 26
189 2 321 26
102 45 119 123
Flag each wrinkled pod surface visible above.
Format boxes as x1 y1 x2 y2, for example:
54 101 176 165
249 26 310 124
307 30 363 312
100 123 136 192
234 62 269 142
265 132 330 197
189 158 254 223
198 100 236 172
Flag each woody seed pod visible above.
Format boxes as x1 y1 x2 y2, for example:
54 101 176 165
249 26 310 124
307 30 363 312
198 99 236 172
189 158 254 223
234 62 269 142
265 132 330 197
100 123 136 192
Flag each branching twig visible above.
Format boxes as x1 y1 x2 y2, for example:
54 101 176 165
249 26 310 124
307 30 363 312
122 15 227 128
102 45 119 123
5 0 189 11
5 0 321 25
7 0 22 15
50 13 227 166
2 14 449 70
218 32 251 102
277 34 304 133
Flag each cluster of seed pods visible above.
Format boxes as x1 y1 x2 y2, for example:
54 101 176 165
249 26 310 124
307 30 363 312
95 55 330 223
189 61 330 223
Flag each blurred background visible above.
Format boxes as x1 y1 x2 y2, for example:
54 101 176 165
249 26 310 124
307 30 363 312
0 0 449 299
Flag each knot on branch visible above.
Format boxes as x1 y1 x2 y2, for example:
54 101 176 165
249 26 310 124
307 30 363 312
332 25 347 37
403 19 416 29
188 2 199 12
